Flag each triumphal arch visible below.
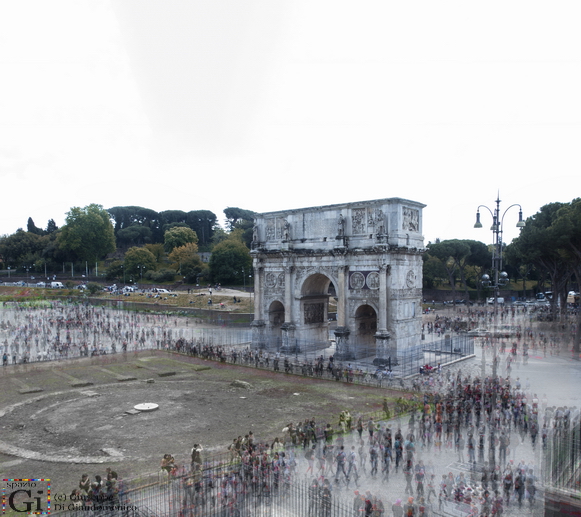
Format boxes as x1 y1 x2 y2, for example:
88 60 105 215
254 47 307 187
250 197 425 363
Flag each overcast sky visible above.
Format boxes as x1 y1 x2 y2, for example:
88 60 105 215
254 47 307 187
1 0 579 246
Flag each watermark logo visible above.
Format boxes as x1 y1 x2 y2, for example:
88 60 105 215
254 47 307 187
1 480 50 515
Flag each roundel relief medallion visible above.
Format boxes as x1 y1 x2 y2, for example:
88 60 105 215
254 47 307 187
350 272 365 289
406 270 416 288
366 271 380 289
265 272 277 288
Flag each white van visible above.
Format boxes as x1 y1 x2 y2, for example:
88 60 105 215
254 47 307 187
487 297 504 305
50 281 65 289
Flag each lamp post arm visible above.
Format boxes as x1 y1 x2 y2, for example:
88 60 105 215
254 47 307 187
500 204 524 228
476 205 495 220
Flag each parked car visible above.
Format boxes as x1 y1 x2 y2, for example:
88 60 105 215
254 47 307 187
36 281 46 288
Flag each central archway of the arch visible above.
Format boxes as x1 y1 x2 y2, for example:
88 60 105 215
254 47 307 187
292 272 334 352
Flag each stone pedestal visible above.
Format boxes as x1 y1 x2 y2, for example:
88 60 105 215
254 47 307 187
280 323 300 353
375 329 398 366
374 329 391 359
334 326 354 360
251 320 267 349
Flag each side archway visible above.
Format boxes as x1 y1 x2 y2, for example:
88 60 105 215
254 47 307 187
353 304 377 358
267 300 285 348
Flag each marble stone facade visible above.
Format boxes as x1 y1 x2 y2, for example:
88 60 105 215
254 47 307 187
250 197 425 362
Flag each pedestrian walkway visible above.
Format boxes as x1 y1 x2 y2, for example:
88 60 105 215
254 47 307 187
291 342 581 517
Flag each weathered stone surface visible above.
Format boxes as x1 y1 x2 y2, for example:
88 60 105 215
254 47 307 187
18 387 43 394
251 197 425 361
71 381 94 388
80 390 99 397
230 380 252 389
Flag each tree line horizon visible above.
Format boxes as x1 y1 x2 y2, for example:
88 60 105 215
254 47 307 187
0 205 255 286
1 200 580 311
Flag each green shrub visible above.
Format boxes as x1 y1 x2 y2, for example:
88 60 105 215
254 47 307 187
145 268 176 283
87 282 102 295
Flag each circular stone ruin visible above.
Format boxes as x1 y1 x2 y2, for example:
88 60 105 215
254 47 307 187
133 403 159 412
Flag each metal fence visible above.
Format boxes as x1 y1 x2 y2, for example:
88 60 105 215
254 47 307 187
93 298 254 328
54 455 354 517
543 420 581 492
398 333 475 377
0 300 473 386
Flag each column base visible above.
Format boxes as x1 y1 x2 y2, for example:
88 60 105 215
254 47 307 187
251 320 267 349
374 330 398 366
280 323 300 354
334 326 354 360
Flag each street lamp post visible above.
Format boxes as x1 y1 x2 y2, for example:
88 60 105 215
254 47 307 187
24 265 34 280
198 218 206 245
475 194 525 312
249 273 253 301
474 193 525 467
7 266 10 279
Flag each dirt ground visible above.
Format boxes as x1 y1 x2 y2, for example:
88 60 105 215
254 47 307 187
0 351 404 498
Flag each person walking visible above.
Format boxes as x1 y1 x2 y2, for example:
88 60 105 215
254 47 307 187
346 446 359 487
352 490 364 517
426 474 437 503
457 432 465 463
394 436 403 472
498 431 509 466
305 444 316 476
392 499 404 517
367 417 376 440
335 446 349 485
369 445 379 477
467 433 476 464
404 459 415 495
308 478 319 517
514 470 525 508
382 445 392 481
502 467 513 506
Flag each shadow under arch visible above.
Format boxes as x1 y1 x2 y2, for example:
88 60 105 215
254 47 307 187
353 303 377 359
297 273 337 347
267 300 285 348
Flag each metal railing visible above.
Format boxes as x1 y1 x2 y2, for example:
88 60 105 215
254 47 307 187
54 457 354 517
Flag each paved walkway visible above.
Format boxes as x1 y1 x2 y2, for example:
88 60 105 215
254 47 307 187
298 341 581 517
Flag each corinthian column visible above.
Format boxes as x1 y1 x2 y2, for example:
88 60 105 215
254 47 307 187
337 265 347 327
375 263 390 360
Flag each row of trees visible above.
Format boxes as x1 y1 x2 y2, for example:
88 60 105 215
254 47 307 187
108 205 256 250
3 199 581 300
0 204 256 286
424 198 581 311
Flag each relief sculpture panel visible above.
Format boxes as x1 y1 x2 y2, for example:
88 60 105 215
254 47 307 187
402 207 419 232
304 302 325 324
352 208 366 235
